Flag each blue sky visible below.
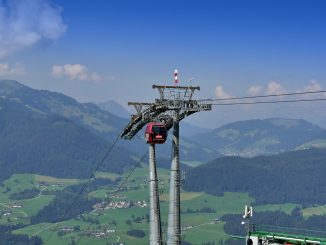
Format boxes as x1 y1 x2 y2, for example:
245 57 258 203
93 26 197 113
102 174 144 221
1 0 326 128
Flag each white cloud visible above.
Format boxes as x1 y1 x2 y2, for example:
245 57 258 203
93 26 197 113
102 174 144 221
51 65 63 77
215 85 232 99
265 81 285 95
301 80 322 92
0 63 26 76
296 80 325 98
0 0 67 59
245 80 325 100
52 64 103 83
53 64 88 80
89 73 102 82
248 85 262 96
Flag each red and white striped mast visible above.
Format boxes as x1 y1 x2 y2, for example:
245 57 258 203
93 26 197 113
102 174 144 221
174 69 178 84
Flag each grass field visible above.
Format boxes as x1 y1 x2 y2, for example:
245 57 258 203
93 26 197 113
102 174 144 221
0 174 80 226
255 203 299 215
301 205 326 218
183 222 228 244
0 174 35 201
34 175 81 185
94 171 121 181
182 160 203 167
1 167 322 245
1 168 235 244
19 195 55 216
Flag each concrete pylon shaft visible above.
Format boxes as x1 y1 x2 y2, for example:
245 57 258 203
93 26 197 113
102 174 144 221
167 111 181 245
149 143 163 245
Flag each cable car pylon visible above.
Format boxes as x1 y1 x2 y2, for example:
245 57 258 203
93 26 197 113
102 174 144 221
167 110 181 245
120 70 212 245
147 123 167 245
149 143 163 245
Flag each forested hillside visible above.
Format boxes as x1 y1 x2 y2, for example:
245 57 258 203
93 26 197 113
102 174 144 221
184 148 326 205
0 225 42 245
0 79 220 163
0 97 136 181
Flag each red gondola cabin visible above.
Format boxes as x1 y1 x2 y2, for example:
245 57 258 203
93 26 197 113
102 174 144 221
145 123 167 144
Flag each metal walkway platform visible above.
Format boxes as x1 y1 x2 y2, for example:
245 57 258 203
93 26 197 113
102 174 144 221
248 225 326 245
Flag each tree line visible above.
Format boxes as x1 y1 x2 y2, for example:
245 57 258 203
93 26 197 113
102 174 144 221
184 148 326 206
0 224 42 245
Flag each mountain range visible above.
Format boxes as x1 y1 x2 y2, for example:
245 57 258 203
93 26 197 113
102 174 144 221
1 79 326 181
191 118 326 157
97 98 326 158
0 79 220 164
97 100 131 119
0 95 137 182
0 79 125 140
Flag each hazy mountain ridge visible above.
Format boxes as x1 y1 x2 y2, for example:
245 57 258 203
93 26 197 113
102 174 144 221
0 80 126 141
192 118 326 157
0 96 137 181
1 79 325 170
0 80 220 162
97 100 131 119
0 80 220 163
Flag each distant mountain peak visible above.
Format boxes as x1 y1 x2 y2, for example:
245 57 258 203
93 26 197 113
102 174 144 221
0 79 25 96
97 100 130 119
192 117 325 157
0 79 219 164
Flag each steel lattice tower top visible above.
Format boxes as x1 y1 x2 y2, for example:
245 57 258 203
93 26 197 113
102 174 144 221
120 84 212 139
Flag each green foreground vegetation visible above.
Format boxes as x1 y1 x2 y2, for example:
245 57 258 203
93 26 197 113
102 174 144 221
0 166 315 245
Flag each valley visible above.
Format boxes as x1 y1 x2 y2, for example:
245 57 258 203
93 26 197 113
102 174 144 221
1 80 326 244
0 170 235 244
0 163 317 245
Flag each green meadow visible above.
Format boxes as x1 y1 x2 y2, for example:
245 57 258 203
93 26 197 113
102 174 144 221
0 166 318 244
